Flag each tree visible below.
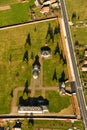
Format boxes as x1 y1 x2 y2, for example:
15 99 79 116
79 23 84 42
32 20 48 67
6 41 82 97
72 12 76 20
75 40 79 46
78 16 80 20
34 26 36 32
9 54 12 62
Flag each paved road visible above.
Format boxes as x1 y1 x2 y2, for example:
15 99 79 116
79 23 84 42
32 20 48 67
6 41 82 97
60 0 87 129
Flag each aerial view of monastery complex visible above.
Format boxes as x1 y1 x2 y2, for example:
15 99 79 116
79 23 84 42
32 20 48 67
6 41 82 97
0 0 87 130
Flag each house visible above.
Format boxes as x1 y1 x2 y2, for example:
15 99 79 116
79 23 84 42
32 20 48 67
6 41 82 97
18 96 49 114
51 2 59 8
84 49 87 57
32 56 40 79
35 0 42 6
40 45 51 57
43 0 51 5
59 82 66 94
32 64 40 79
81 60 87 71
81 64 87 71
50 0 56 3
40 5 50 13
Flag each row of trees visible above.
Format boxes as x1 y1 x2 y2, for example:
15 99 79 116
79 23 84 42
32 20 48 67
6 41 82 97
46 23 60 43
52 69 66 82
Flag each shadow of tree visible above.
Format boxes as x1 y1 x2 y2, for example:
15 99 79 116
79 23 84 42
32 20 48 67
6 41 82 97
54 25 60 35
34 26 36 32
13 120 22 129
10 89 13 97
23 50 28 63
23 80 29 96
46 23 54 43
25 33 31 46
19 96 24 105
54 42 60 55
31 51 34 60
19 96 49 107
60 52 66 64
33 55 40 67
59 71 65 82
52 68 57 81
28 113 34 126
9 54 12 63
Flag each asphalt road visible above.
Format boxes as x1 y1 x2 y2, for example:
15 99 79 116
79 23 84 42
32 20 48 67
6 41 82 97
60 0 87 129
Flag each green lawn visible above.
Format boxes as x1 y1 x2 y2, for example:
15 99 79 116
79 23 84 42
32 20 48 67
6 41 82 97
43 58 67 86
5 119 84 130
0 0 60 27
65 0 87 21
34 90 42 97
0 0 34 27
71 27 87 45
71 26 87 105
0 20 66 113
46 90 71 112
43 32 67 86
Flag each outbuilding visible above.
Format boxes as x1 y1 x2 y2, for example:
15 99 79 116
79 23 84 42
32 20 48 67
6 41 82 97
40 46 51 58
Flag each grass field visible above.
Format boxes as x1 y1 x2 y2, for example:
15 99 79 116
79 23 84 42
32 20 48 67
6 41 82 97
0 0 60 27
5 119 84 130
65 0 87 21
34 90 42 97
71 27 87 79
43 57 67 86
0 20 67 113
43 32 67 86
46 90 71 112
0 1 34 27
71 27 87 45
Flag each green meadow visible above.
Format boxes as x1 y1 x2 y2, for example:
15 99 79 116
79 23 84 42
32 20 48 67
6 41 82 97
65 0 87 21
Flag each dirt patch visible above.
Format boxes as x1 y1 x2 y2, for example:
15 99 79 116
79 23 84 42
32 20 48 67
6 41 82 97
72 95 80 116
58 104 74 115
18 0 29 3
0 5 11 11
59 18 73 81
